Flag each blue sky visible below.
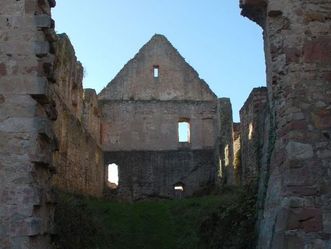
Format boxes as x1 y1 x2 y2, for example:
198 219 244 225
52 1 265 121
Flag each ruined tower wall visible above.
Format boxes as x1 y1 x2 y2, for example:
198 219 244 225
219 98 235 185
0 0 57 248
241 0 331 248
51 35 104 197
239 87 268 185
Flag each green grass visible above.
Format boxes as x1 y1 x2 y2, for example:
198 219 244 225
53 186 256 249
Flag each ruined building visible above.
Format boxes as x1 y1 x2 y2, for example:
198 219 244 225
1 0 331 248
49 33 234 201
99 35 232 200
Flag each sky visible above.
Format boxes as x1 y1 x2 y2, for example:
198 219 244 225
52 1 266 122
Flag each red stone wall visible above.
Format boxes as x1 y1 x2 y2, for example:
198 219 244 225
0 0 57 248
239 87 268 185
241 0 331 248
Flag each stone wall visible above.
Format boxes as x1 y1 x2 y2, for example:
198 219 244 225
100 35 226 200
105 150 216 200
240 0 331 248
98 35 216 102
233 122 241 184
100 100 219 151
52 33 83 121
219 98 235 185
51 35 104 197
83 88 101 144
101 98 220 200
0 0 57 248
239 87 268 185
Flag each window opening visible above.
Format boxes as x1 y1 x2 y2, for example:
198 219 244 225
178 120 190 142
174 185 184 191
107 163 119 189
153 65 159 78
173 182 185 199
248 122 253 140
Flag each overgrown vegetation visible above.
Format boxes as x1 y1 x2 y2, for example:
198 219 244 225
53 186 256 249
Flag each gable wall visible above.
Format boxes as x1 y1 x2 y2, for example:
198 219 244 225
99 35 216 101
100 35 228 200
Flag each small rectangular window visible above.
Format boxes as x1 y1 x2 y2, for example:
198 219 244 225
107 163 119 189
178 120 190 143
153 66 159 78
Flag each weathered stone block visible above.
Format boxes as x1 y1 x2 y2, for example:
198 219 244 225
285 235 304 249
0 95 38 120
0 76 47 95
25 218 42 236
286 142 314 160
0 1 24 15
34 41 49 57
34 15 51 28
312 109 331 129
303 37 331 64
0 63 7 75
287 208 322 232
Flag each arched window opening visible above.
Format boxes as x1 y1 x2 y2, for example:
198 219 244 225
173 182 185 199
174 185 184 191
107 163 119 189
173 182 185 192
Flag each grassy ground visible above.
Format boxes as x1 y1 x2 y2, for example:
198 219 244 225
53 186 256 249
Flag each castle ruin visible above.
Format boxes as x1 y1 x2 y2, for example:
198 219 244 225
0 0 331 248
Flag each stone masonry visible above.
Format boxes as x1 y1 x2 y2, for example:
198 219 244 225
2 0 330 248
232 122 241 184
239 87 268 185
240 0 331 248
99 35 233 200
0 0 57 248
219 98 235 185
50 34 104 197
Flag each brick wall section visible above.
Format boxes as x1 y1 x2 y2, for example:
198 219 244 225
219 98 235 185
239 87 268 185
0 0 57 248
51 35 104 197
241 1 331 248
